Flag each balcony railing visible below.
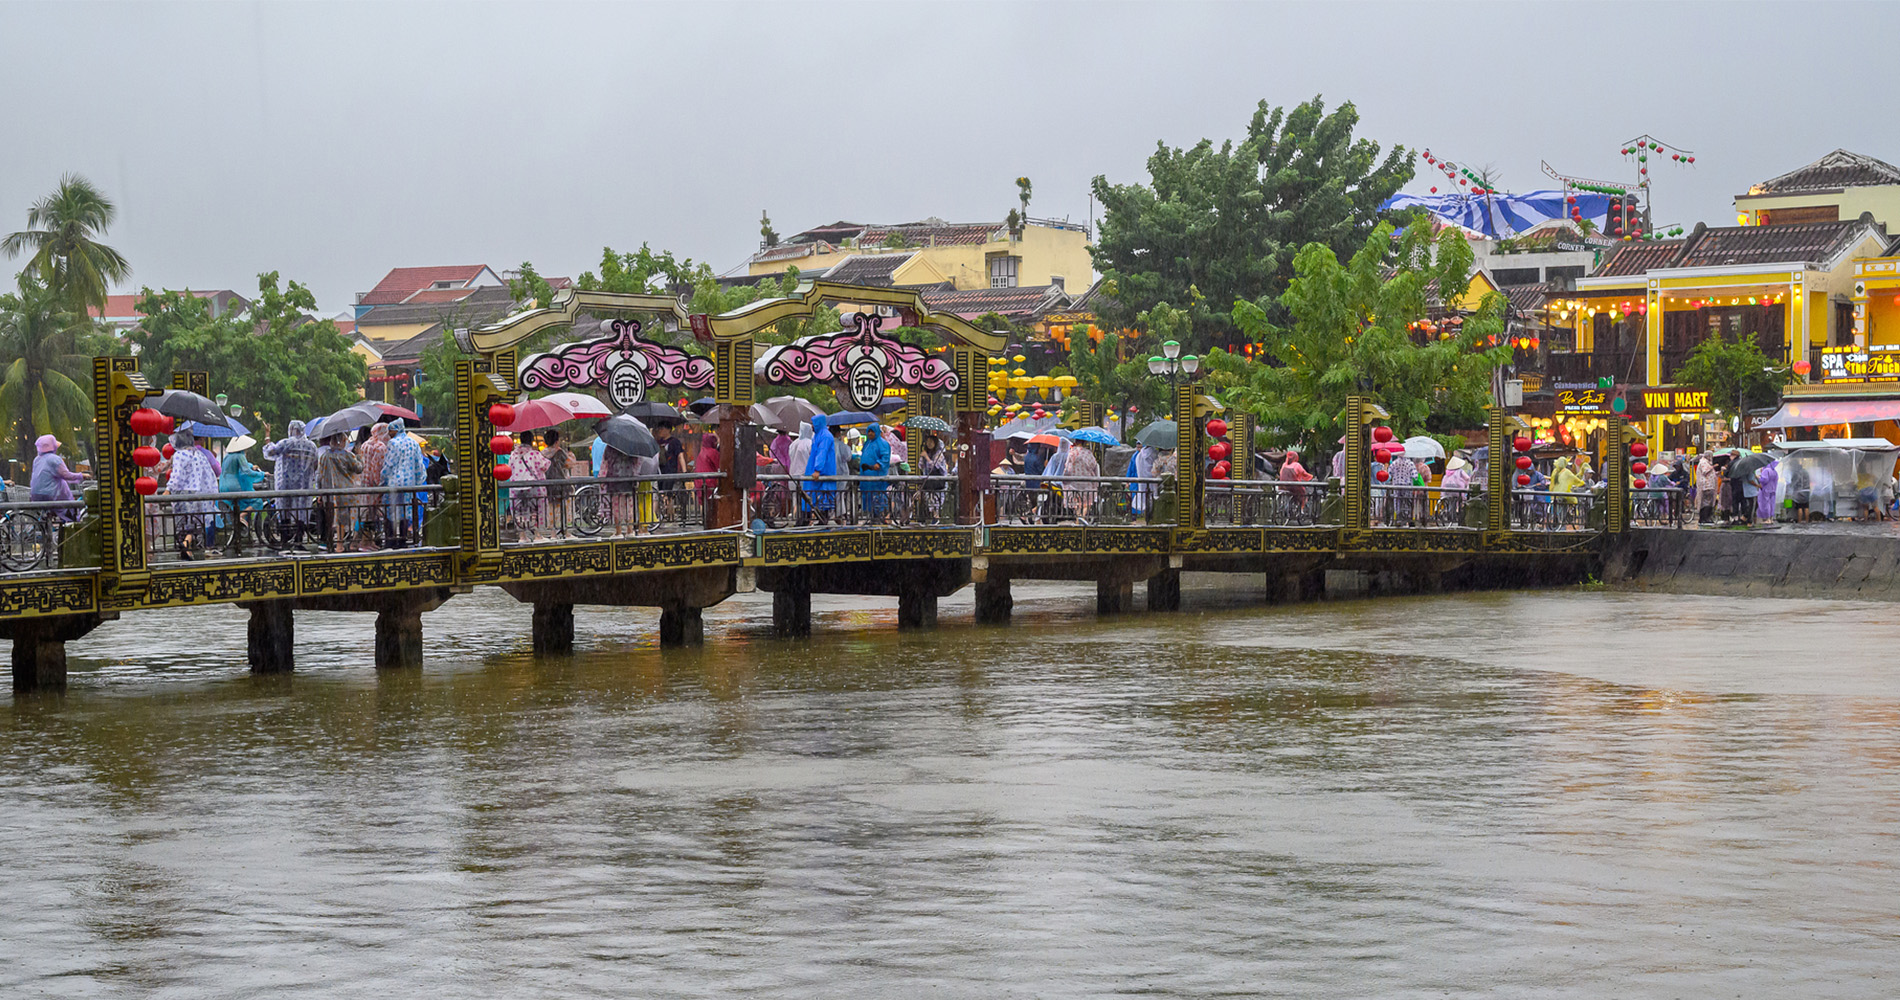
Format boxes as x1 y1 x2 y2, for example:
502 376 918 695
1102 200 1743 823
1507 488 1598 532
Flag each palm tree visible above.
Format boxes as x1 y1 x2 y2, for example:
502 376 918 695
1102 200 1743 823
0 275 96 466
2 174 131 314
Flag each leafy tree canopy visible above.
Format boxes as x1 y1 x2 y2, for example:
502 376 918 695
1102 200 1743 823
0 272 117 463
1673 332 1789 425
130 272 365 440
1090 96 1413 352
1206 222 1510 464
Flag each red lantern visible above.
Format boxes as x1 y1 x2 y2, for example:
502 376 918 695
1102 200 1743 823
129 407 164 436
133 445 162 468
1630 442 1648 458
1633 478 1648 489
134 476 158 496
1513 436 1532 453
1515 454 1533 470
158 413 176 434
1210 461 1231 480
1632 461 1648 475
488 402 516 428
490 434 515 456
1208 441 1232 461
1517 473 1532 486
493 463 513 481
1376 469 1390 483
1430 186 1438 193
1206 418 1229 439
1372 425 1394 444
1374 447 1391 464
1794 360 1812 375
161 443 175 460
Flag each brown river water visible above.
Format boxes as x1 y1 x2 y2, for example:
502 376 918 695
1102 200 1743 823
3 581 1898 998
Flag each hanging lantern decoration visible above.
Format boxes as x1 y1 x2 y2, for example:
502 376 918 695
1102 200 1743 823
1206 418 1229 439
133 445 162 468
129 407 165 436
1376 468 1390 483
134 476 159 496
159 413 176 434
161 443 175 460
493 463 513 481
1632 461 1648 475
490 434 515 456
1630 441 1648 459
1209 440 1232 462
488 402 516 428
1633 478 1648 489
1211 460 1231 480
1794 359 1812 376
1513 435 1532 453
1516 454 1533 470
1372 425 1394 445
1517 473 1532 486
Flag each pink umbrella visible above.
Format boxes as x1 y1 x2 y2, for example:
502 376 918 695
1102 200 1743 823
500 392 613 431
368 401 421 422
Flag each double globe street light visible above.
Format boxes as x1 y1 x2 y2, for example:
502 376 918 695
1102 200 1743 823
1147 340 1199 420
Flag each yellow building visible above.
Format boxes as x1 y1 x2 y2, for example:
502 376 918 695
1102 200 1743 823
1556 216 1892 451
742 217 1095 293
1733 149 1900 229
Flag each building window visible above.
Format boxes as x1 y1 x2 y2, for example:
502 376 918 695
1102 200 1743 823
988 254 1019 288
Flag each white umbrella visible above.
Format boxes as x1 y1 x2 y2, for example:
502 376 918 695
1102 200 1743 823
1402 435 1446 460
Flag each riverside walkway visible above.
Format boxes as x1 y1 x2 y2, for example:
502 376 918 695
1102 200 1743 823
0 283 1639 690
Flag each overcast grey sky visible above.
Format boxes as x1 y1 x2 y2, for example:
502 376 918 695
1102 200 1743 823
3 1 1893 312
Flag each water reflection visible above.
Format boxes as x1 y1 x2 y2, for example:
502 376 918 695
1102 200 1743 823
3 586 1898 996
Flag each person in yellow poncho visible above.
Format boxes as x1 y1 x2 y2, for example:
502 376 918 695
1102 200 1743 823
1548 456 1587 494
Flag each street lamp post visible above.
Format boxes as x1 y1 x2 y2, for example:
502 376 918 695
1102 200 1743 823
1146 340 1200 420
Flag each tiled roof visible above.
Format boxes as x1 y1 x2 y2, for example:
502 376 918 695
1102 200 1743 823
859 222 1000 247
1504 282 1554 315
1594 239 1686 277
87 293 147 320
358 285 517 329
1069 277 1108 312
921 284 1069 319
1753 149 1900 194
1673 220 1874 269
360 265 491 306
399 287 480 305
823 252 913 287
377 323 447 363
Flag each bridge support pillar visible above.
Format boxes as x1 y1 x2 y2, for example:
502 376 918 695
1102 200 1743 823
1097 579 1134 615
532 602 574 656
1275 569 1325 603
772 588 811 637
974 578 1012 624
1146 569 1182 612
246 601 295 674
897 587 938 630
375 605 425 669
4 615 102 692
659 604 704 647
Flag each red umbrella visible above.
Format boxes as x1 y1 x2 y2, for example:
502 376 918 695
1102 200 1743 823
499 392 613 431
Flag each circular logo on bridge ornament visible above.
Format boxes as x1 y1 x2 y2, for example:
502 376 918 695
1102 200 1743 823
847 355 886 411
608 354 647 409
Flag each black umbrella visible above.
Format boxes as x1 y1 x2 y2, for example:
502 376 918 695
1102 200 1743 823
620 400 684 426
1728 451 1774 480
686 397 719 416
594 414 660 458
152 389 231 428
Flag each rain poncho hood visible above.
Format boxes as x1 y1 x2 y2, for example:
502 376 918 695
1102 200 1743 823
804 414 839 483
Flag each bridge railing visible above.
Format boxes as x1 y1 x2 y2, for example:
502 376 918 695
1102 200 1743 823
503 472 712 541
753 474 960 528
0 498 89 571
988 475 1160 526
1370 484 1476 529
1507 488 1598 532
1632 486 1690 528
143 483 445 562
1206 480 1335 527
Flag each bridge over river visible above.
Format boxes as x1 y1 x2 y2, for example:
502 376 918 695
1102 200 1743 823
0 285 1655 691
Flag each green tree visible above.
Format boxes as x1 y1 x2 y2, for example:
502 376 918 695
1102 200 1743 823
1673 332 1790 433
130 272 365 437
1066 328 1168 434
0 274 110 463
2 174 133 314
1089 96 1413 351
1208 222 1511 462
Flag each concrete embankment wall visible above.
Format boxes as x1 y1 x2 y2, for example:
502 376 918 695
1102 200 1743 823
1606 527 1900 601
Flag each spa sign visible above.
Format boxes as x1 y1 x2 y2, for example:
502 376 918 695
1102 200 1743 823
1820 345 1900 384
